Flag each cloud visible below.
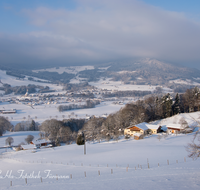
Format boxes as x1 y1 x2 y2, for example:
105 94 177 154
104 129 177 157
1 0 200 69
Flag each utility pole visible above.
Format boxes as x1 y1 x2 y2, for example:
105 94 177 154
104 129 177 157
83 131 86 155
84 140 86 155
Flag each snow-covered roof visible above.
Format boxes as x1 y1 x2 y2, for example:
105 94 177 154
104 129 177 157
32 139 51 145
21 144 36 150
127 122 149 131
134 133 142 137
135 122 149 131
146 124 160 130
166 124 183 129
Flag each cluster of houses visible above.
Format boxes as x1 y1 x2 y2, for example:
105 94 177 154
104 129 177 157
13 139 53 151
0 86 135 108
124 122 194 140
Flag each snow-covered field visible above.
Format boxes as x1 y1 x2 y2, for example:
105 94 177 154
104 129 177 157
89 78 172 92
170 79 200 86
0 131 200 190
1 68 200 189
0 70 63 92
32 66 95 75
0 101 125 126
0 68 173 93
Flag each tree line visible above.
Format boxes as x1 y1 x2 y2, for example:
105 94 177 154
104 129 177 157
1 87 200 144
58 100 100 112
0 84 51 95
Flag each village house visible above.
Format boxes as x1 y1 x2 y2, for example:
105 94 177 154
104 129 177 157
146 124 162 134
124 122 150 138
21 144 37 150
166 124 188 134
30 139 52 148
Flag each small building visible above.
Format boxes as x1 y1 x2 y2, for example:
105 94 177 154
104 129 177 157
2 109 17 114
21 144 37 150
30 139 52 148
124 122 149 137
134 133 144 140
146 124 162 134
166 124 186 134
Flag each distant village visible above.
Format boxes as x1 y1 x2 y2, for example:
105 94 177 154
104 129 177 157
0 87 133 115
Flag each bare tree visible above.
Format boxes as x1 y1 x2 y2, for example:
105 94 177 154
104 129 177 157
0 116 13 136
25 135 34 144
5 137 14 146
186 131 200 159
179 117 188 129
185 114 200 159
157 134 162 142
40 119 64 141
57 126 72 143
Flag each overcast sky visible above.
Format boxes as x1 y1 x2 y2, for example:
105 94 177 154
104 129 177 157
0 0 200 69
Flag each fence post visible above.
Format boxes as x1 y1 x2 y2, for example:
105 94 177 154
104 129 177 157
148 163 150 169
41 177 42 183
10 181 12 186
111 169 113 174
126 167 128 172
84 171 86 178
25 178 27 184
98 170 100 176
70 174 72 179
167 160 169 165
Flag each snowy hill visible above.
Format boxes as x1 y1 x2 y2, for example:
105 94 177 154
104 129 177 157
0 131 200 190
0 112 200 190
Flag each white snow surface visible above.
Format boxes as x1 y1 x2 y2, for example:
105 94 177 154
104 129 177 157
0 112 200 189
0 101 124 126
0 70 63 92
170 79 200 86
33 66 95 74
0 131 200 190
89 78 171 92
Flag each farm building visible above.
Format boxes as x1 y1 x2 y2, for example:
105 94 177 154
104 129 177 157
21 144 37 150
146 124 162 134
166 124 188 134
124 122 150 137
133 133 144 140
30 139 52 148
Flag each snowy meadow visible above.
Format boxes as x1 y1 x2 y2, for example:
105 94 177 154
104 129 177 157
0 131 200 190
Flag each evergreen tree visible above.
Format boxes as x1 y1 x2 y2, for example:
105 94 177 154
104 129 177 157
161 93 173 118
172 93 180 115
193 87 200 111
76 131 85 145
